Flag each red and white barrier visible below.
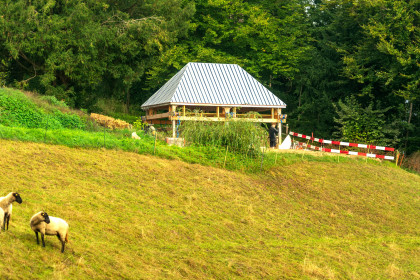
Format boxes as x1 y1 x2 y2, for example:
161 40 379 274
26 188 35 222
289 132 394 152
295 141 395 160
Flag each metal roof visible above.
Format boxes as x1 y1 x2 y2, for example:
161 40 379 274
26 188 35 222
141 62 286 109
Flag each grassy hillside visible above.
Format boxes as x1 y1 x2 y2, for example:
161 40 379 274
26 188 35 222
0 139 419 279
4 87 395 174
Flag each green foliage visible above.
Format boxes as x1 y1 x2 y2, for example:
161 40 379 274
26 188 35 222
133 117 147 131
0 0 194 109
39 95 69 108
342 0 420 103
0 88 85 129
333 96 399 146
144 0 312 99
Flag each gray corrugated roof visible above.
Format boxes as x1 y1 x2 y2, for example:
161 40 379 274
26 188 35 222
141 62 286 109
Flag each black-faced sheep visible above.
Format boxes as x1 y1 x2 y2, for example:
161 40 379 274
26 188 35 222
30 211 69 253
0 192 23 230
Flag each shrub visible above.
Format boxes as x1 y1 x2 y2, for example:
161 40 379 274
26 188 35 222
404 151 420 173
53 110 86 129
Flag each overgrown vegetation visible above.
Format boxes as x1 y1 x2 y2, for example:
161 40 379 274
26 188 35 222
181 113 267 156
0 88 86 130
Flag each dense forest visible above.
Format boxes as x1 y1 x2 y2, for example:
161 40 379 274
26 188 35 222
0 0 418 153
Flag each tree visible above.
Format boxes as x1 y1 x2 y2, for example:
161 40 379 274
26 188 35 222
0 0 194 109
143 0 313 104
333 96 399 146
340 0 419 150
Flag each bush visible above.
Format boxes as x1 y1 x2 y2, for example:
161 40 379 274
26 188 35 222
404 151 420 173
53 110 86 129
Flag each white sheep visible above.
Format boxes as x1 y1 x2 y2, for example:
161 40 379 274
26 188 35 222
0 192 23 230
131 131 141 139
30 211 69 253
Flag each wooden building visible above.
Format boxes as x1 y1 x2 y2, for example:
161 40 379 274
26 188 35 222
141 62 287 137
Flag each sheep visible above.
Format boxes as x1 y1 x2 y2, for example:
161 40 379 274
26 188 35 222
30 211 69 253
0 192 23 230
131 131 141 139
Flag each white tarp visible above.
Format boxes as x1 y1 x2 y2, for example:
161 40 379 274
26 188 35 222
279 135 292 149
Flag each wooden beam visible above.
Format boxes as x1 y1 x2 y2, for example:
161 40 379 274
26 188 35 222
146 119 172 125
144 112 171 120
170 116 284 123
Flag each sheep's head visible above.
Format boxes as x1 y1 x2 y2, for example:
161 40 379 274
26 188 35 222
13 192 22 204
41 212 50 224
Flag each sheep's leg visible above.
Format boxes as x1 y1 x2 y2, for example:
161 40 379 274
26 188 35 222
57 233 65 253
35 232 39 244
6 214 9 230
41 233 46 247
2 213 6 230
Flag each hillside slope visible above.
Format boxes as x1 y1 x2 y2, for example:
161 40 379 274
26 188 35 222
0 139 419 279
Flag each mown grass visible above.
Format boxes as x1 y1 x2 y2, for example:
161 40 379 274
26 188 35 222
0 139 419 279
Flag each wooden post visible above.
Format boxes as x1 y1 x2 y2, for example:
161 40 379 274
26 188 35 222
216 107 220 118
183 105 186 116
271 108 274 119
279 122 282 147
172 105 177 138
233 107 236 118
172 119 176 138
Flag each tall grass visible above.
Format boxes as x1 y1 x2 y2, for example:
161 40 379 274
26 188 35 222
180 113 267 157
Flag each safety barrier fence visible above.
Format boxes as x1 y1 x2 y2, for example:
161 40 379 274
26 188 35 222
289 132 394 152
295 141 395 160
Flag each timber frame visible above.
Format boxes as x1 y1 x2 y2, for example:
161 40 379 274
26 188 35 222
142 104 287 137
142 105 287 123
